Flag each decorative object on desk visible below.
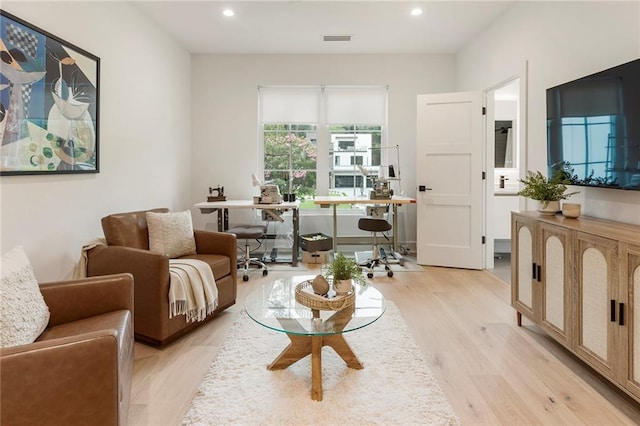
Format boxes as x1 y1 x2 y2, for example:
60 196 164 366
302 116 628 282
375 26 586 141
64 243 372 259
517 169 579 215
324 252 366 295
207 185 226 202
561 202 581 218
0 11 100 176
311 275 330 296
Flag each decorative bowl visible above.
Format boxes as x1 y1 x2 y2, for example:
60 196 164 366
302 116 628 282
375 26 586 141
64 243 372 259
562 203 581 218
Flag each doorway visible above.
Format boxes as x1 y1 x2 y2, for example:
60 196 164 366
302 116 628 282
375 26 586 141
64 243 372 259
484 68 527 283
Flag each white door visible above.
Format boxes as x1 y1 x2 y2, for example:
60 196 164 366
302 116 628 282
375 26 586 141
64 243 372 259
416 92 485 269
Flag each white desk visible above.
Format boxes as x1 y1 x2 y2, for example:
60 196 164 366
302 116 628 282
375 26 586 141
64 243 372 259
313 195 416 257
194 200 300 266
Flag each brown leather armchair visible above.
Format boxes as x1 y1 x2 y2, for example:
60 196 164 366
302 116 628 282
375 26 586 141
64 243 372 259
0 273 134 426
86 208 237 346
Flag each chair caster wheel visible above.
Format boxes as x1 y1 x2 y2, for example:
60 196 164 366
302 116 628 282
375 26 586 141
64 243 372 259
367 272 373 279
242 275 249 282
387 271 394 277
385 265 390 271
263 270 268 276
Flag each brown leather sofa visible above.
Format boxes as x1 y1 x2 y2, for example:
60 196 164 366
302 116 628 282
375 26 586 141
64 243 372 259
86 208 237 346
0 273 134 426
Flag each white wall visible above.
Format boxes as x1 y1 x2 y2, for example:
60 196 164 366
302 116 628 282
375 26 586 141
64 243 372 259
8 2 634 280
0 2 192 280
456 1 640 224
190 54 456 245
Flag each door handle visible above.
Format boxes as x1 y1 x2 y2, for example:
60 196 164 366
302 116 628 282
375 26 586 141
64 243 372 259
611 299 616 322
619 302 625 326
418 185 432 192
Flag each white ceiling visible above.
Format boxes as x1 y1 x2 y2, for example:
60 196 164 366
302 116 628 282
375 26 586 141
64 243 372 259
132 1 515 54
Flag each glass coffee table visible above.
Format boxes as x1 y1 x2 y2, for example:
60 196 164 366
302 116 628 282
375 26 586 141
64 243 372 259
244 275 386 401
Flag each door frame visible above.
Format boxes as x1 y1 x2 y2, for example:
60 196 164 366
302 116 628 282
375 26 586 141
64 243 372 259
483 61 529 269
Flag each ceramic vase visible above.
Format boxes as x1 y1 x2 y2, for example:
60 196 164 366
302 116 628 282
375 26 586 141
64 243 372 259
334 279 352 296
537 200 560 215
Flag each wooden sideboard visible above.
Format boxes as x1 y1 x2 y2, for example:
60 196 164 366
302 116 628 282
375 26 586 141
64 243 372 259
511 211 640 401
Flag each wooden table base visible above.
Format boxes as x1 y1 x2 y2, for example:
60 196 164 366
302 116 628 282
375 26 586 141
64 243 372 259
267 333 363 401
265 305 364 401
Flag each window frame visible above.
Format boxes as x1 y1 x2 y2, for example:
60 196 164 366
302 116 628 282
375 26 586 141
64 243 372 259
258 85 389 210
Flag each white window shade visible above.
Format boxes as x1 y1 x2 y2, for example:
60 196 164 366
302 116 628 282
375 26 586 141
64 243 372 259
259 87 321 124
325 87 387 124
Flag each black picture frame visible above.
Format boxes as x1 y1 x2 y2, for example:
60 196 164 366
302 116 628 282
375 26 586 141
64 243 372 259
0 10 100 175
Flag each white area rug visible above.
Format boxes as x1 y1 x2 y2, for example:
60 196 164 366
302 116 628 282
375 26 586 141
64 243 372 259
181 302 459 425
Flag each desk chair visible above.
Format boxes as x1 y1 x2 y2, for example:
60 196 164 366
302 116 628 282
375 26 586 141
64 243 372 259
357 217 393 278
226 224 268 282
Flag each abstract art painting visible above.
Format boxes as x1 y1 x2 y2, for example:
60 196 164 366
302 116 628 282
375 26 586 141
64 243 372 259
0 11 99 175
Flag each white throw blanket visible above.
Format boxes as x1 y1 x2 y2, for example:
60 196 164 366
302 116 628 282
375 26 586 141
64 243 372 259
168 259 218 322
74 239 218 322
73 237 107 278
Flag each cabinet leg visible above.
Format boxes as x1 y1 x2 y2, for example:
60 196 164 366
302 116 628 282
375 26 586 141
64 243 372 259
516 311 522 326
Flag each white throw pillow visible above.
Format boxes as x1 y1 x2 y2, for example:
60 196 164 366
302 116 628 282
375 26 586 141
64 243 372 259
147 210 197 258
0 246 50 348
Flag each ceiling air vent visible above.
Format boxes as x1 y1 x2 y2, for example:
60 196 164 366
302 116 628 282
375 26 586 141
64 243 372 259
323 35 352 42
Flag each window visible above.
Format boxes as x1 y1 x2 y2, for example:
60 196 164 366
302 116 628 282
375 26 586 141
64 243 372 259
350 156 363 166
330 126 382 196
259 86 388 208
338 139 355 151
263 124 317 200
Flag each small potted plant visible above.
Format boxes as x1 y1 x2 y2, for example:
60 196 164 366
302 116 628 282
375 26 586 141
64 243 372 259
324 252 366 295
517 169 579 214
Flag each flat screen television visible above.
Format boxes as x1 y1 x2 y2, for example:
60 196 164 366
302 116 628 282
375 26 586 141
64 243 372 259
547 58 640 191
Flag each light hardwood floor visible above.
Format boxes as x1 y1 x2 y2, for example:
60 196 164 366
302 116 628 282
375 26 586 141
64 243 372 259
128 265 640 425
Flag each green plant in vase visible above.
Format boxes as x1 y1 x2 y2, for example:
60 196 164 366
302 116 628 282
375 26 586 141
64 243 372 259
324 252 366 295
517 169 579 214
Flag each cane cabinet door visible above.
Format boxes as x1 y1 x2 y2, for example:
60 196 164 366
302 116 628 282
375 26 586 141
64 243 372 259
511 214 537 321
574 231 619 379
621 243 640 398
538 222 573 347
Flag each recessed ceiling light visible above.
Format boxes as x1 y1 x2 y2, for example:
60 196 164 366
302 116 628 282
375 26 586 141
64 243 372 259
222 9 234 17
410 8 423 16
